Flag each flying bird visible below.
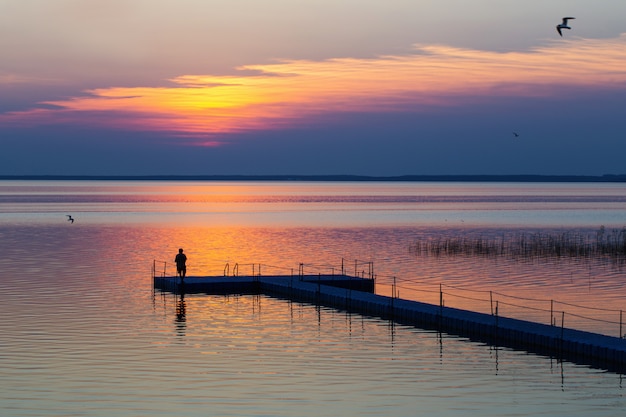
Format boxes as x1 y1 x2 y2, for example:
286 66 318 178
512 132 520 138
556 17 575 37
66 215 74 224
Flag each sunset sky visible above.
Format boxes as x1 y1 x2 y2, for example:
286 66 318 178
1 0 626 176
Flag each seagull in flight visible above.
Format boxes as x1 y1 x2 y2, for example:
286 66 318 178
512 132 520 138
66 215 74 224
556 17 575 37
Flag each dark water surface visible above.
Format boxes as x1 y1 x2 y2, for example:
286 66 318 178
1 181 626 416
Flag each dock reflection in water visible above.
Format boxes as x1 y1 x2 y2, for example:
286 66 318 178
154 290 625 416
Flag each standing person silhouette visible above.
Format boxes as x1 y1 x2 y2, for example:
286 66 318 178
175 248 187 281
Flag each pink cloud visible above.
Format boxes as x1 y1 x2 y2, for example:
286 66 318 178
3 35 626 144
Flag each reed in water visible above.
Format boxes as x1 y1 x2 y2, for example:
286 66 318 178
410 226 626 261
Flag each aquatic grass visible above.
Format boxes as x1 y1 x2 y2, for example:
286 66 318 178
410 226 626 261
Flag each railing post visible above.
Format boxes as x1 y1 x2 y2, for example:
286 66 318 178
439 284 443 309
493 301 499 343
621 310 623 338
438 283 443 327
495 301 499 328
390 276 396 317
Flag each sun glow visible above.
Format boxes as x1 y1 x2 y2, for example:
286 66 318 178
4 35 626 142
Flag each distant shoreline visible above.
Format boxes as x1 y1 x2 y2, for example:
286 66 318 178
1 174 626 182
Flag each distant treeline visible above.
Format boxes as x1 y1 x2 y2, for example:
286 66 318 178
2 174 626 182
410 226 626 261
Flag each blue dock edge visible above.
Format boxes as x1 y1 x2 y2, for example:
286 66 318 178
154 274 626 373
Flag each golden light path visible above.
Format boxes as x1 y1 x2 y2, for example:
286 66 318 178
3 35 626 142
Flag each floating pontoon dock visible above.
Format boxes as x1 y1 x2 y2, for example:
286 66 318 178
154 273 626 372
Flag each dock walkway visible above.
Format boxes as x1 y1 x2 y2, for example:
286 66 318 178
154 274 626 372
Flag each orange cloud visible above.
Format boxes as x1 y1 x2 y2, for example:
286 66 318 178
3 35 626 142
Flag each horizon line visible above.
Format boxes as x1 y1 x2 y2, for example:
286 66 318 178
1 174 626 182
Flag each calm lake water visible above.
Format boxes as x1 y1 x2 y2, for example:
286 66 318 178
1 180 626 416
